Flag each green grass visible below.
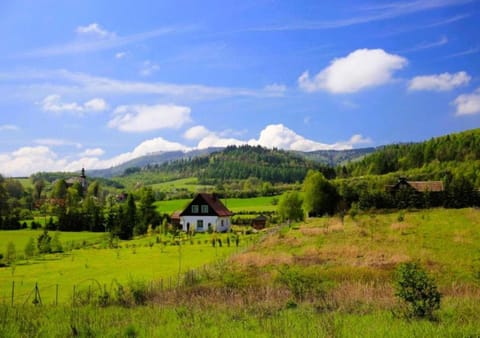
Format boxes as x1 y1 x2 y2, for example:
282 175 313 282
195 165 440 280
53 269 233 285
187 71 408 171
149 177 213 193
155 196 278 215
0 231 251 305
0 300 479 337
1 208 480 336
0 230 104 252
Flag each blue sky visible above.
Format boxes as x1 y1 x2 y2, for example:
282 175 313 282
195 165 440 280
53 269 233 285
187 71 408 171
0 0 479 176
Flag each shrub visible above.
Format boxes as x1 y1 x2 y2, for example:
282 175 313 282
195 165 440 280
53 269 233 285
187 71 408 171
394 262 441 320
276 265 327 302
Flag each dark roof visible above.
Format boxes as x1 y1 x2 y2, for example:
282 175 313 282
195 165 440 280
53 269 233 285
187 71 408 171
180 193 233 217
407 181 444 192
387 178 444 192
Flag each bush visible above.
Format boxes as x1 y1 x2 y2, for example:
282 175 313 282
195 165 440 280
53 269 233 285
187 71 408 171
394 262 441 320
276 265 327 302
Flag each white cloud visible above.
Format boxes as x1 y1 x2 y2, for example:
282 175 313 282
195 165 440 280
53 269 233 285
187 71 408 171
79 148 105 157
398 36 448 53
76 23 115 39
188 124 371 152
0 124 372 176
108 104 191 132
453 88 480 116
140 61 160 76
183 126 211 140
408 71 470 91
1 69 282 102
0 124 19 131
0 146 68 177
21 26 191 57
298 48 407 93
65 137 190 171
115 52 126 59
40 95 108 114
84 98 109 111
255 124 371 151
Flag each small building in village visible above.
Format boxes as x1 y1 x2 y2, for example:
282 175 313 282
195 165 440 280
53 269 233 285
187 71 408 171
66 168 88 191
251 214 268 230
173 193 233 233
386 177 444 193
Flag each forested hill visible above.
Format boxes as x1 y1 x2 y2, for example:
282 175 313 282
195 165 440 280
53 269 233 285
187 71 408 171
299 147 375 166
346 128 480 177
142 145 335 184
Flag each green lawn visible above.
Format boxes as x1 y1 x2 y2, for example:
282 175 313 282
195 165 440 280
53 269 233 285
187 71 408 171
1 208 480 337
149 177 213 192
0 231 250 305
155 195 278 215
0 230 104 251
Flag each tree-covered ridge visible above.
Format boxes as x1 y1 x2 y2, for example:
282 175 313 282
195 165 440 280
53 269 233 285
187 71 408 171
346 128 480 176
139 145 336 184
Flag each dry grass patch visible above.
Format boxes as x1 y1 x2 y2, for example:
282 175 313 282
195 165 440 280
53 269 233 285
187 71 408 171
453 230 473 244
299 226 325 236
362 251 410 269
327 280 395 312
231 251 293 267
293 246 327 265
390 222 413 231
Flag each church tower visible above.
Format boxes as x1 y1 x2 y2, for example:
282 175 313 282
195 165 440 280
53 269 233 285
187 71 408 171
80 168 87 190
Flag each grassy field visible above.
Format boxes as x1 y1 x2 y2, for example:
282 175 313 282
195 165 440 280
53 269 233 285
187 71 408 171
0 231 252 305
0 230 104 250
149 177 213 193
155 196 278 215
1 208 480 337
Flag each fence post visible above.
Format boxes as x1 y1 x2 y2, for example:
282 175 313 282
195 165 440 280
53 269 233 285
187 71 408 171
55 284 59 306
11 281 14 307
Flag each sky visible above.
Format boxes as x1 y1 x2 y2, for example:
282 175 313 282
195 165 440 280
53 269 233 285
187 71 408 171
0 0 479 177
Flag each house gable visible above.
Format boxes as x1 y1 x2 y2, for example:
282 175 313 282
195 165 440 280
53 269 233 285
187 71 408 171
178 193 233 233
180 193 233 217
386 177 444 193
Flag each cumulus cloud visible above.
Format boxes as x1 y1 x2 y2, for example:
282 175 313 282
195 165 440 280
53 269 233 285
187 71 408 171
108 104 191 132
453 88 480 116
0 146 68 177
186 124 371 152
41 95 108 114
256 124 371 151
298 48 407 93
183 126 211 140
76 23 115 39
408 71 470 91
0 124 371 176
64 137 190 171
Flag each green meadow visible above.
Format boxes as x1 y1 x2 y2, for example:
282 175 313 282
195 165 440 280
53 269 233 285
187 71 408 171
155 196 278 215
149 177 213 192
0 230 104 250
0 231 250 305
1 208 480 337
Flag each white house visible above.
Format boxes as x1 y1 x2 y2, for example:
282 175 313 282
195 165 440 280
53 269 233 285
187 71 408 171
177 193 233 233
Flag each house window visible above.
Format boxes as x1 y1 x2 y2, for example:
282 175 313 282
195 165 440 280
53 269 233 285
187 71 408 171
197 220 204 229
221 219 224 227
191 205 199 213
201 205 209 213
